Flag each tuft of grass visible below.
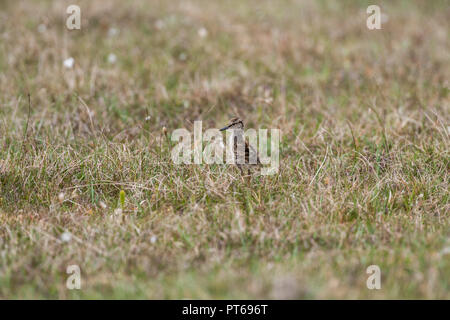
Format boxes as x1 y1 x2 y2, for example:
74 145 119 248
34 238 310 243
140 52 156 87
119 190 125 211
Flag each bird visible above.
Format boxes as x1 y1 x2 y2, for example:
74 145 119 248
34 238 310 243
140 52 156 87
219 117 260 176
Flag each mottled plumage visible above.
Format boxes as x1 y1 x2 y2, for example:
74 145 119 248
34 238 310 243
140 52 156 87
220 117 260 175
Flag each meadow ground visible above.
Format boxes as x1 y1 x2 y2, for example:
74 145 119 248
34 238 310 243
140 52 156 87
0 0 448 299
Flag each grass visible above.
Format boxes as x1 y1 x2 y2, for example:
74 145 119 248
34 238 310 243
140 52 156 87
0 0 448 299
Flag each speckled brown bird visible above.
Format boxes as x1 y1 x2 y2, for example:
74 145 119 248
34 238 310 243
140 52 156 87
220 117 260 176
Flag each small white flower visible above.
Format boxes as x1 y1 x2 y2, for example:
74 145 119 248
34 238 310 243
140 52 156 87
154 19 164 30
58 192 65 203
63 57 74 69
108 27 119 37
197 27 208 38
145 116 151 121
37 24 47 33
60 232 72 243
99 201 107 209
150 235 157 244
107 53 117 64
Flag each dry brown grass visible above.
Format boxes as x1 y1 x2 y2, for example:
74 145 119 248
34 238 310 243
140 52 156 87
0 0 448 298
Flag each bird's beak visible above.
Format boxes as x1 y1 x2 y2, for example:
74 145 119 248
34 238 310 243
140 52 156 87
220 124 231 131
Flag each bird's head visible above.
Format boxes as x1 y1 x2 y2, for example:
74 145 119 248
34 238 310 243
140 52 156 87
219 117 244 131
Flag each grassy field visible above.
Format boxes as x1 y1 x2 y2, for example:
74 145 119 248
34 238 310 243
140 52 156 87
0 0 448 299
